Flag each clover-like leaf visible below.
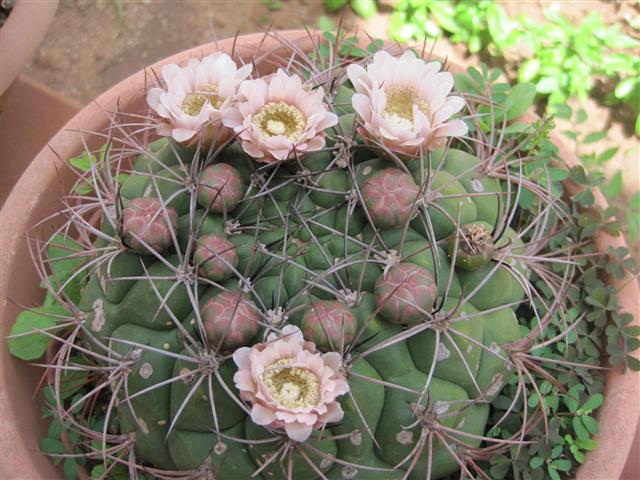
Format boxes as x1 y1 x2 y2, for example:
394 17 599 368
582 393 603 413
8 305 68 361
506 82 536 120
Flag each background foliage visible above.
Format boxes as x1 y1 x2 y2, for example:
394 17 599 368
383 0 639 256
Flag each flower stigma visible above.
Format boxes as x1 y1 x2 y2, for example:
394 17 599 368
181 84 221 115
262 358 320 408
383 86 430 128
253 101 306 140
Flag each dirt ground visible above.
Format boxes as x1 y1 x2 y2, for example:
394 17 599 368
24 1 358 102
22 0 639 250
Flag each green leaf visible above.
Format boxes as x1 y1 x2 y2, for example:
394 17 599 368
454 72 476 94
114 173 129 184
578 437 598 449
323 31 336 43
573 415 590 441
367 39 384 53
324 0 348 11
551 444 563 459
64 458 78 480
74 182 93 195
601 171 622 199
506 83 536 120
581 414 599 435
468 34 482 53
8 305 68 360
537 76 560 94
351 0 377 20
48 234 84 276
548 465 561 480
91 465 105 479
47 234 86 303
44 368 89 402
552 459 573 472
583 131 608 144
563 130 579 140
625 325 640 337
68 153 95 172
317 15 336 33
627 355 640 371
339 40 368 58
615 77 636 99
552 103 572 120
572 188 595 207
596 147 619 165
582 393 603 412
569 166 588 185
519 59 541 82
564 385 584 412
530 456 545 469
549 168 569 181
489 68 503 83
40 437 65 455
318 43 330 59
48 418 64 439
503 123 530 134
467 66 484 86
518 188 534 210
576 108 588 124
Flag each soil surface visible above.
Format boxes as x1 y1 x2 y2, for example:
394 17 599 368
22 0 639 249
24 1 354 103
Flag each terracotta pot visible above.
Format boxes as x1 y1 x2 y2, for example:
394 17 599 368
0 0 58 96
1 31 638 479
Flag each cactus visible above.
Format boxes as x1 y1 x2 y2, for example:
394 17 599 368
197 163 246 213
374 263 438 325
16 34 611 480
194 234 239 281
300 300 357 350
361 168 420 228
448 222 495 270
121 197 179 254
202 291 261 351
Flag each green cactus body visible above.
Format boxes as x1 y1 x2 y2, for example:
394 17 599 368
67 127 526 480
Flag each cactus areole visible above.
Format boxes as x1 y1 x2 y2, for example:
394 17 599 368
10 33 635 480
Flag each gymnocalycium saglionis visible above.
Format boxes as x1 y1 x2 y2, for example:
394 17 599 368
9 30 639 480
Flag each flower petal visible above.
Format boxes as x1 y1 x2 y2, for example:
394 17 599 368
171 127 197 143
284 422 314 442
251 404 277 426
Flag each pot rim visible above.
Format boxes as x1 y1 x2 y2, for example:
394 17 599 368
1 30 638 480
0 0 59 96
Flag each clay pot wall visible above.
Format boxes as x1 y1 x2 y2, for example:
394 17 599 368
1 31 637 480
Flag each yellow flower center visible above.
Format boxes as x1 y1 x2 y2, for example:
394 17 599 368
181 84 222 116
383 86 430 128
262 358 320 408
252 101 306 140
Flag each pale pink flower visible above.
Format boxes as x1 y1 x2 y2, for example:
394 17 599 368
146 53 252 144
347 50 468 156
223 69 338 163
232 325 349 442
